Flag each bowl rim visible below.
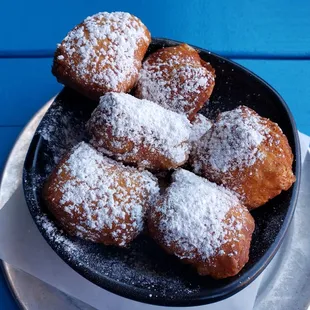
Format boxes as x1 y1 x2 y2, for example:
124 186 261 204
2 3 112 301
23 37 301 307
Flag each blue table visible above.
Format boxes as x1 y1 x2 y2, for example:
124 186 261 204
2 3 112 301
1 1 310 308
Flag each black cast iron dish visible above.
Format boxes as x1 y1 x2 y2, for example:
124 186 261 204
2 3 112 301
23 38 301 307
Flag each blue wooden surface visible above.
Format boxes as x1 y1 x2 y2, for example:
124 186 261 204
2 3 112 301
0 59 61 126
1 0 310 57
236 60 310 134
1 1 310 308
0 270 18 310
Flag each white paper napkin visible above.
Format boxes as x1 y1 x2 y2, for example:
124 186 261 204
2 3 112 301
0 130 308 310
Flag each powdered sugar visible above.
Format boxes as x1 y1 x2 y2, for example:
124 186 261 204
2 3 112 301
56 12 150 90
136 46 215 116
36 214 78 255
38 103 85 166
151 169 243 260
189 114 212 142
51 142 159 245
87 92 191 167
193 106 270 174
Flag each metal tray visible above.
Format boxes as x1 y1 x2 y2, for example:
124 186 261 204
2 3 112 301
1 100 309 310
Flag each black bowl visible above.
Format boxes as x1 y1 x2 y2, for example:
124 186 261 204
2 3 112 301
23 38 301 307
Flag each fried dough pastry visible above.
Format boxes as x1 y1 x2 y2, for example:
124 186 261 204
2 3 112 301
135 43 215 120
148 169 255 279
86 92 191 170
43 142 159 246
52 12 151 100
191 106 296 210
190 113 212 143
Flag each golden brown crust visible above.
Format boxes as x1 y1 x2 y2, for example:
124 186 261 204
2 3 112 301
148 169 255 279
86 93 191 171
191 106 296 210
194 206 255 278
90 125 189 170
135 44 215 121
228 123 295 209
52 12 151 100
149 205 254 279
43 142 159 246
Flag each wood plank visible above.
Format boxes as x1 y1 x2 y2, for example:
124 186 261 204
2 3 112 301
236 59 310 136
0 270 18 310
0 58 61 126
0 0 310 56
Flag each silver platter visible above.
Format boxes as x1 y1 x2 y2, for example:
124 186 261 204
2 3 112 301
1 98 310 310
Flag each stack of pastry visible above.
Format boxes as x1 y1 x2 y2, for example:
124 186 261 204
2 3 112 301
45 11 295 279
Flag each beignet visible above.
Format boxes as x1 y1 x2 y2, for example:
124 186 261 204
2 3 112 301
43 142 159 246
135 43 215 120
190 106 296 209
190 113 212 143
86 92 191 170
52 12 151 100
148 169 255 279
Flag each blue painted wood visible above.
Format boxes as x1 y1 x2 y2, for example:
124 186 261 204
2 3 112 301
0 127 22 310
0 269 18 310
1 0 310 56
236 59 310 136
0 58 61 126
